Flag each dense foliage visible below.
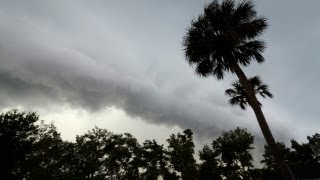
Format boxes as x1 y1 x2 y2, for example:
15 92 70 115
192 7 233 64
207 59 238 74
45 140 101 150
1 109 319 179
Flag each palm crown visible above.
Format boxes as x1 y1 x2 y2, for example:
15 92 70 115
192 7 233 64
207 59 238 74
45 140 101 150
183 0 267 79
225 76 273 110
183 1 295 179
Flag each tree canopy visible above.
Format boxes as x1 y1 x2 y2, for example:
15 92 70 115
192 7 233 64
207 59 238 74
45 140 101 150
1 109 320 179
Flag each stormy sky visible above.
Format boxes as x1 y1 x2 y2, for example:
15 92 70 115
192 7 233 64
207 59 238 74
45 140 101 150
0 0 319 159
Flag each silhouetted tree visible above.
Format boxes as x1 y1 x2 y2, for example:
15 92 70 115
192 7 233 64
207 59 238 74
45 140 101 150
167 129 197 180
57 141 80 179
198 144 221 180
290 139 319 169
8 109 320 179
140 139 170 180
103 133 142 179
24 121 66 179
75 127 112 179
182 0 294 179
301 133 320 166
212 127 254 179
262 135 320 178
261 142 292 177
225 76 273 110
0 109 39 179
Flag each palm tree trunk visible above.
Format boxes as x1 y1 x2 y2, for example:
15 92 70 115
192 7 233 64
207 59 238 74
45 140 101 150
230 62 295 180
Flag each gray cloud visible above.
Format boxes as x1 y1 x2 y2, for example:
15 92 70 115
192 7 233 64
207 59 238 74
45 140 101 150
0 0 319 147
0 1 233 139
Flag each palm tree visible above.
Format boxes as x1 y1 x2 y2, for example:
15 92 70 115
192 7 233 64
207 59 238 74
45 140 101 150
182 0 294 179
225 76 273 110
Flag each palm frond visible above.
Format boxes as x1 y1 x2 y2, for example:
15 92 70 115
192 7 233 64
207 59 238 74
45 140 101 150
237 40 266 65
183 0 267 79
239 100 247 110
257 84 273 98
221 0 235 16
235 17 268 40
212 62 225 79
249 76 262 87
225 76 272 110
195 60 214 77
233 0 256 22
229 95 247 109
225 88 236 96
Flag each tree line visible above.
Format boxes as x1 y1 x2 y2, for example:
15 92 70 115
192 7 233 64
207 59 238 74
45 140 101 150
1 109 320 179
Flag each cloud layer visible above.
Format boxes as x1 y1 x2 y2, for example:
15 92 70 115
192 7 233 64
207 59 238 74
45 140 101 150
0 1 319 144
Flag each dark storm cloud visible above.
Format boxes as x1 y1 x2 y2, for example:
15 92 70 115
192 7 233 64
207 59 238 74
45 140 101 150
0 0 237 139
0 40 234 138
0 0 319 142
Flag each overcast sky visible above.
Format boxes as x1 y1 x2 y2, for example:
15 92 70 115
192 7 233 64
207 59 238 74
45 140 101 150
0 0 319 162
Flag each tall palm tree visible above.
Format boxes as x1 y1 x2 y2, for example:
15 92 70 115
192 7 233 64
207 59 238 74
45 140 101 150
225 76 273 110
182 0 295 179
